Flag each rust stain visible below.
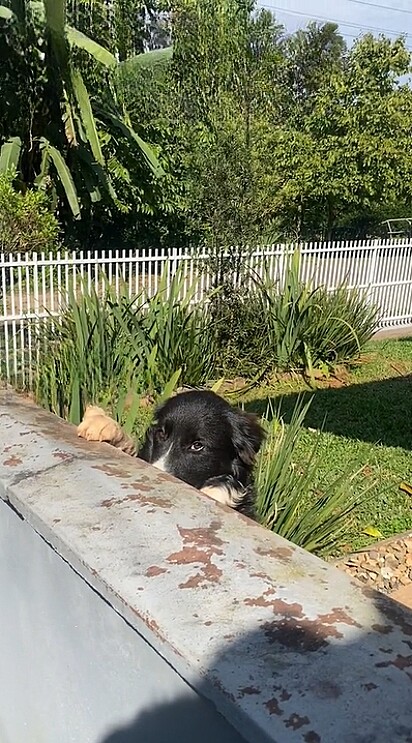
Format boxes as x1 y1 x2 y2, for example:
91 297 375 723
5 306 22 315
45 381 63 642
284 713 310 730
250 571 270 580
255 545 294 563
147 618 160 633
100 492 172 509
321 607 362 629
244 592 361 652
263 617 343 652
145 566 167 578
238 686 260 698
93 463 131 478
128 482 155 493
372 594 412 637
245 595 300 613
372 624 393 635
264 697 283 716
211 676 236 703
3 454 22 466
167 522 225 590
52 450 72 461
376 654 412 672
362 682 378 691
279 688 292 701
101 497 119 508
304 732 321 743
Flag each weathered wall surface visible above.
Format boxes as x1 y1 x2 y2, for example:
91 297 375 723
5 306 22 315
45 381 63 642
0 391 411 743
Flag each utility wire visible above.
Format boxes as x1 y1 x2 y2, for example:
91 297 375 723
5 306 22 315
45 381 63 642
260 3 412 37
346 0 412 15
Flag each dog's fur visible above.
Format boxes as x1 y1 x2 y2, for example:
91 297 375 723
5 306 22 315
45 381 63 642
78 390 265 518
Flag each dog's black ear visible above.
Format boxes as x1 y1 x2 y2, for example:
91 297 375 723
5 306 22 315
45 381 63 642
138 426 154 462
228 409 265 465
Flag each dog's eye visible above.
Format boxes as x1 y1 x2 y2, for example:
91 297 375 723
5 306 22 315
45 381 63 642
190 441 204 452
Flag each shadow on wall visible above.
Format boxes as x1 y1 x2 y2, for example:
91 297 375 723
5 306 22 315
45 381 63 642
101 592 412 743
245 375 412 451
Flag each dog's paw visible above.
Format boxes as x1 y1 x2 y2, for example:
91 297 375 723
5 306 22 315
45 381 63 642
77 406 123 445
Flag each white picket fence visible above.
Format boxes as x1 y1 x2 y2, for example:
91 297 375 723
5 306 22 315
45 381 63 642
1 239 412 387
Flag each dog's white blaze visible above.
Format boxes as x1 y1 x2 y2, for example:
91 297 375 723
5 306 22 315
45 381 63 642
201 484 238 508
151 444 173 473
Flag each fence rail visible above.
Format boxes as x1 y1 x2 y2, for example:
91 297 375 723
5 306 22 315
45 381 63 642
1 239 412 387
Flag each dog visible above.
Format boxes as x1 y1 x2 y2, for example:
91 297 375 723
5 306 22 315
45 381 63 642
77 390 265 518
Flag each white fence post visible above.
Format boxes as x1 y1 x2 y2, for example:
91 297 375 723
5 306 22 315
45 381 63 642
366 239 379 308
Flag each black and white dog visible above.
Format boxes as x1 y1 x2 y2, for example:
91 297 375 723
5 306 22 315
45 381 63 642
78 390 265 518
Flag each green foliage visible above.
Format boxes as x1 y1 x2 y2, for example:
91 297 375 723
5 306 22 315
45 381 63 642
253 32 412 239
0 172 59 254
257 252 379 375
0 0 162 227
255 397 375 555
34 267 219 423
211 251 378 378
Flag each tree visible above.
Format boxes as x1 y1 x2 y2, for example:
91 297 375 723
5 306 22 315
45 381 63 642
253 33 412 239
282 21 346 118
170 1 284 247
0 0 162 228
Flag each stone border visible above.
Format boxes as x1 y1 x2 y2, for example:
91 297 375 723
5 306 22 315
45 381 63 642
334 532 412 598
1 390 412 742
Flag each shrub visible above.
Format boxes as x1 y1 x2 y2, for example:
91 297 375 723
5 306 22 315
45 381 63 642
34 268 218 424
259 251 379 376
255 396 375 555
0 172 60 255
211 250 379 379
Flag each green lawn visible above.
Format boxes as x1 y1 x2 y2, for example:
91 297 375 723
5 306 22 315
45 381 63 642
238 339 412 554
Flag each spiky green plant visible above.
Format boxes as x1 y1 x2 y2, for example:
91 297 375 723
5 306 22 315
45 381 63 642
255 396 375 555
34 266 219 424
253 251 379 378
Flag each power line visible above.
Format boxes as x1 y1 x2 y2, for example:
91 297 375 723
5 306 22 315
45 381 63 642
260 3 412 38
346 0 412 15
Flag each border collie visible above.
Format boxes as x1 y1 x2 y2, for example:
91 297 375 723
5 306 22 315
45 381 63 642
78 390 265 518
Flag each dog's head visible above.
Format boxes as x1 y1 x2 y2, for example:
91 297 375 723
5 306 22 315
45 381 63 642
138 390 264 491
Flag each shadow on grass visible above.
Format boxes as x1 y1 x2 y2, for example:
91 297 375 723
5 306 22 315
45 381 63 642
245 374 412 451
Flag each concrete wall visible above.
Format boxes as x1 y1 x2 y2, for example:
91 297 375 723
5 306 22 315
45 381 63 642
0 391 412 743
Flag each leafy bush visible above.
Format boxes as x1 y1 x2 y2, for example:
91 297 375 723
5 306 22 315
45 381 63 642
35 268 218 424
0 172 59 255
210 251 379 378
258 251 379 377
255 396 375 555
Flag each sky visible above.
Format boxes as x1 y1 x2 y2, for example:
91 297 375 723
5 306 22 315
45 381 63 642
256 0 412 51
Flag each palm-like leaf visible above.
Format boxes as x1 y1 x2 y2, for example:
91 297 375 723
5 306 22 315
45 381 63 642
1 0 163 218
39 138 80 218
66 25 117 68
0 5 13 19
0 137 22 173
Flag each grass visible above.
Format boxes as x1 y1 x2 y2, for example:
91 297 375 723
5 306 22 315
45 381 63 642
239 338 412 554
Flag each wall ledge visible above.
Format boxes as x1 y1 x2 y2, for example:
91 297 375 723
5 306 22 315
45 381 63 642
1 390 411 743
